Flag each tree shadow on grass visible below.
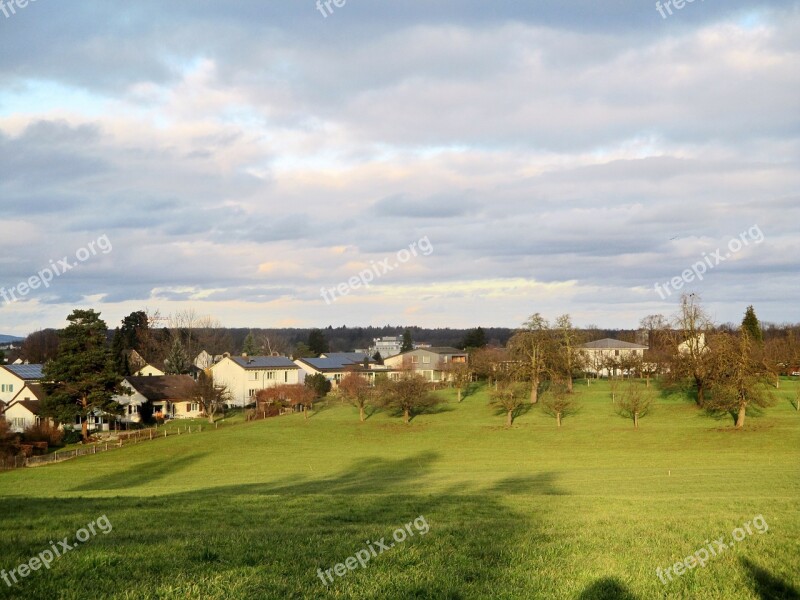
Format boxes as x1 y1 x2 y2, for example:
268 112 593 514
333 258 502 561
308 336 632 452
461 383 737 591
0 451 552 599
70 452 208 492
491 472 569 496
576 577 639 600
741 557 800 599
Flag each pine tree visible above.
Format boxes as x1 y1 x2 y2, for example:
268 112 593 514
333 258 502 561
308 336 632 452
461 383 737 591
401 329 414 353
42 310 125 441
242 332 258 355
165 337 189 374
741 306 763 344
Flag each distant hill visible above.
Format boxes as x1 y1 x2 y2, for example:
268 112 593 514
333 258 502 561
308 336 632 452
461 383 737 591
0 334 24 344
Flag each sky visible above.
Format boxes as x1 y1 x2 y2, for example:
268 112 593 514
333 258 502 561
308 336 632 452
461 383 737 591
0 0 798 336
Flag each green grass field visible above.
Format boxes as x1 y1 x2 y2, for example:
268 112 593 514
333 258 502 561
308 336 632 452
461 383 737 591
1 380 798 599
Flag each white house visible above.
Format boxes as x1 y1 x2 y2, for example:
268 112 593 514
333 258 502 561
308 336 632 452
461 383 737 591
579 338 648 377
134 363 166 377
4 383 48 432
0 364 44 405
383 347 468 382
115 375 198 423
210 356 301 407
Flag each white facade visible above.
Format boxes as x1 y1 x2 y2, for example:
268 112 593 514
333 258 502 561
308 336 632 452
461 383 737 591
4 401 40 432
211 356 301 407
135 364 166 377
0 365 43 404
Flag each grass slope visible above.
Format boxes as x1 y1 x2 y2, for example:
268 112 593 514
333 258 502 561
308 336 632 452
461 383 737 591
0 380 798 599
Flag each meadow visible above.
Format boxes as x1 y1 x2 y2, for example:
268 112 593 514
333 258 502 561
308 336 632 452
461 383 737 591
0 380 798 599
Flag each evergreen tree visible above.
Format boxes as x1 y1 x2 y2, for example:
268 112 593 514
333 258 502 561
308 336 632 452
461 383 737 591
372 351 384 365
307 329 329 356
401 328 414 353
242 332 259 355
461 327 487 349
165 337 190 374
741 305 763 344
42 310 124 441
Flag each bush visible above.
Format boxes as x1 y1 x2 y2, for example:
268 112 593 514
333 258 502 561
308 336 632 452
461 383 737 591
22 422 64 447
61 429 83 445
0 419 19 458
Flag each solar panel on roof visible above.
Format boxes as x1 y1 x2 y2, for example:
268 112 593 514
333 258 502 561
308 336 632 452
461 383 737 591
5 364 44 379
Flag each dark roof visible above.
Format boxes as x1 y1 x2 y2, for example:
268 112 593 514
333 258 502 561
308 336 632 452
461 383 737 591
392 347 467 358
322 352 372 363
8 399 41 415
580 338 648 350
125 375 195 401
230 356 298 369
297 356 365 372
10 383 46 403
3 364 44 380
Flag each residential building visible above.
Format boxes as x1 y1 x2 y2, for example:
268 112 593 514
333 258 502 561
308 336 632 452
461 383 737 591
0 364 44 405
115 375 198 423
383 347 468 382
134 364 166 377
579 338 648 377
210 356 301 407
295 354 373 387
4 383 48 432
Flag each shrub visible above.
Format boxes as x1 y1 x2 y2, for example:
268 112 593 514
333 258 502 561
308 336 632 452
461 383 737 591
22 422 64 447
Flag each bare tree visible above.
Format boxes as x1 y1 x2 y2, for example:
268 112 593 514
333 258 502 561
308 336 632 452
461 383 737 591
21 329 60 364
555 314 583 393
542 381 579 427
339 371 372 422
508 313 554 404
379 373 440 424
670 294 715 406
615 382 653 428
186 371 231 423
490 378 526 427
706 332 773 429
443 361 473 402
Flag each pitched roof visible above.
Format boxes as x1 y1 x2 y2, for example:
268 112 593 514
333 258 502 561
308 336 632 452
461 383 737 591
2 364 44 380
10 383 46 403
124 375 195 401
580 338 648 350
7 399 41 415
391 347 466 359
229 356 298 369
297 356 365 372
322 352 372 363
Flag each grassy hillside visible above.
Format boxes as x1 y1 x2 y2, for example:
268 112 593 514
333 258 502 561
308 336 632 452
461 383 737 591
1 380 798 599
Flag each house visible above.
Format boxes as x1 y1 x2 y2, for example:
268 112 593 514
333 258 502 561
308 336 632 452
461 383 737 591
210 356 302 407
579 339 648 377
115 375 198 423
383 347 468 382
4 383 48 432
294 354 373 387
678 333 708 355
134 363 166 377
195 350 216 370
0 364 44 405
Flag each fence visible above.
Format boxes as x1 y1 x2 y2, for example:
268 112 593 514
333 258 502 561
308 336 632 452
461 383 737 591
0 422 216 471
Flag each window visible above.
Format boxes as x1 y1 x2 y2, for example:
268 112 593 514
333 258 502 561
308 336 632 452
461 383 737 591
422 356 431 364
250 372 259 381
12 418 25 429
284 371 288 382
615 350 620 357
411 356 419 364
248 389 257 399
190 403 199 412
266 371 275 380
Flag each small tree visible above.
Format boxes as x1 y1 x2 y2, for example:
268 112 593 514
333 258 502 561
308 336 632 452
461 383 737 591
490 379 526 427
0 420 19 458
339 371 372 422
542 381 578 427
307 329 329 357
379 374 439 424
444 362 472 402
508 313 554 404
615 382 653 428
241 332 259 356
305 373 331 398
165 337 189 374
741 305 763 345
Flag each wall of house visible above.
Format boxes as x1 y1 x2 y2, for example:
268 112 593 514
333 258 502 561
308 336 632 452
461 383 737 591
4 402 38 432
0 370 25 404
211 358 300 407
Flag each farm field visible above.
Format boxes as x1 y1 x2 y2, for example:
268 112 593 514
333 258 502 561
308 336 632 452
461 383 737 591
1 380 798 599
